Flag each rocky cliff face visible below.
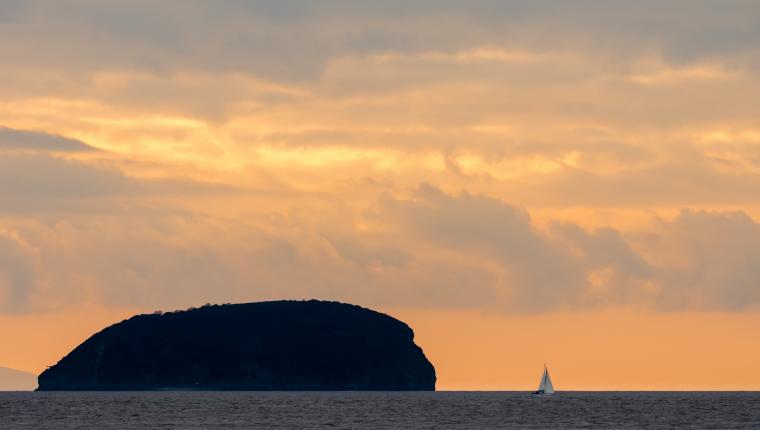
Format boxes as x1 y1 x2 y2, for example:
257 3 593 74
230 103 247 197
37 300 436 391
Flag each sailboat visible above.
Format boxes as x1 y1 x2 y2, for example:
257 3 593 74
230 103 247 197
532 364 555 395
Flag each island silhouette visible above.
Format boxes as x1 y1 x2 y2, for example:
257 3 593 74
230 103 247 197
37 300 436 391
0 367 37 391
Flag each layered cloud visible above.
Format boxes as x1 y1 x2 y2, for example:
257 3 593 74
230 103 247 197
1 136 759 314
1 2 759 316
3 1 759 75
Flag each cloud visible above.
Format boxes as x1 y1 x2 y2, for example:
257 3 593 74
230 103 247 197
0 233 37 312
2 1 759 191
383 184 582 309
0 127 247 214
382 185 647 311
515 161 760 207
2 180 760 315
381 185 760 312
0 127 97 152
0 154 130 209
1 2 759 317
645 210 760 310
2 1 759 84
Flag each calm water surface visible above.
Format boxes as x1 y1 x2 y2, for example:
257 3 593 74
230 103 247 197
1 391 759 429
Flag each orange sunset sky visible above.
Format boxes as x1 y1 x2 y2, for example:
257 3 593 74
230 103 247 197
1 1 760 390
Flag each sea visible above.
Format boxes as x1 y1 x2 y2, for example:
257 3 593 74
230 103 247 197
1 391 759 429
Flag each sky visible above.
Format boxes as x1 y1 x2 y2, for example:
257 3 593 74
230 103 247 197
1 0 760 390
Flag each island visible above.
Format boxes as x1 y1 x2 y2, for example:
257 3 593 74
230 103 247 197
37 300 436 391
0 366 38 391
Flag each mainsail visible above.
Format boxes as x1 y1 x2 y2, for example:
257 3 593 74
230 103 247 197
536 365 555 394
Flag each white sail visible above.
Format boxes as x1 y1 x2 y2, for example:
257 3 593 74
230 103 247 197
537 368 546 391
543 367 554 394
536 365 555 394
